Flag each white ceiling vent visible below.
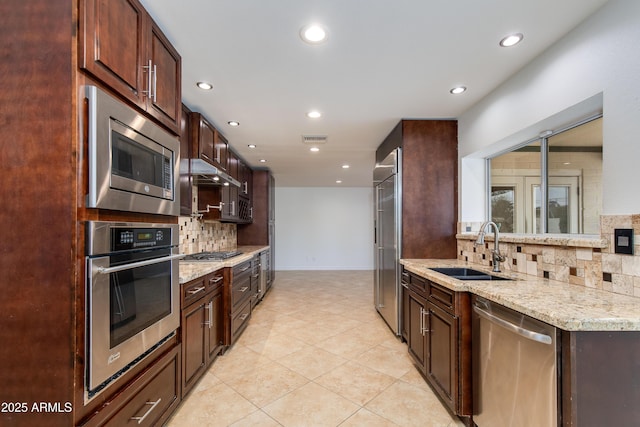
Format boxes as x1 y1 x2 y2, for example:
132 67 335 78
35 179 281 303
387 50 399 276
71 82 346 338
302 135 328 145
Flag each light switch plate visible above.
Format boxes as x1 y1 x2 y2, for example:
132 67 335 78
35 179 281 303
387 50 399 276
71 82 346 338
614 228 634 255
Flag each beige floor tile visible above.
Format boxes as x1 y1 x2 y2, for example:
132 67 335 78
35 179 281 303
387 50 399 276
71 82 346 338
366 381 457 427
263 382 360 427
222 361 309 407
210 345 270 383
315 360 396 406
166 382 257 427
354 344 414 379
317 329 381 359
278 346 347 380
340 408 400 427
228 409 281 426
244 331 310 360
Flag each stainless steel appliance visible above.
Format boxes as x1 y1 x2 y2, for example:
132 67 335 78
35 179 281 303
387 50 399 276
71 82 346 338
373 148 402 335
257 250 268 301
85 221 183 399
473 296 558 427
85 85 180 216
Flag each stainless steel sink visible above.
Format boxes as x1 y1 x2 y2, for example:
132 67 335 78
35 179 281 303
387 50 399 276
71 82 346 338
429 267 512 281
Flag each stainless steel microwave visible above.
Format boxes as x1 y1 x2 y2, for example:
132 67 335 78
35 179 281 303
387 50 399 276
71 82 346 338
85 85 180 216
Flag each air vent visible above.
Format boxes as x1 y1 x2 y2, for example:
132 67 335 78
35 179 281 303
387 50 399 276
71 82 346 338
302 135 328 145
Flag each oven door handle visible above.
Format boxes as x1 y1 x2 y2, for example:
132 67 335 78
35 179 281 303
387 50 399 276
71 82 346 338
97 253 186 274
474 305 553 345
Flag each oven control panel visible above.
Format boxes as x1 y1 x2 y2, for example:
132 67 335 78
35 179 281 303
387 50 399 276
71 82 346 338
112 227 172 251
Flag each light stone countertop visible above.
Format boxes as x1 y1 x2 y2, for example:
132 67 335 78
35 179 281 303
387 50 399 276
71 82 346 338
400 259 640 331
456 232 608 248
179 245 269 284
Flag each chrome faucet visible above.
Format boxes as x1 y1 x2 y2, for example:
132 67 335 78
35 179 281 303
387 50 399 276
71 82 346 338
475 221 505 272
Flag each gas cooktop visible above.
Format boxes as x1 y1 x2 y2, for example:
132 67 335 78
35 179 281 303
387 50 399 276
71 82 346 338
182 250 243 261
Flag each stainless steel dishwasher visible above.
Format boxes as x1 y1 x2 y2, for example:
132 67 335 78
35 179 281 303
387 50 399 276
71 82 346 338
473 296 559 427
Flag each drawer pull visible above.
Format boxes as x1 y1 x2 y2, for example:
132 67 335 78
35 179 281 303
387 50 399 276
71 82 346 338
130 398 162 424
187 286 205 295
239 313 249 321
210 276 223 284
239 266 250 272
239 286 249 293
252 274 259 279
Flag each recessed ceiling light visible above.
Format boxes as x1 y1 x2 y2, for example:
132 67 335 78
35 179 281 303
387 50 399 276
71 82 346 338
228 121 240 127
450 86 467 95
196 81 213 90
307 111 322 119
499 33 524 47
300 24 327 44
342 164 350 169
248 144 256 149
259 159 267 163
336 180 342 184
310 147 320 152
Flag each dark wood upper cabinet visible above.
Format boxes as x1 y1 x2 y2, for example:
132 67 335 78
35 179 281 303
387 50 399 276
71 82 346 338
80 0 181 134
190 112 228 172
376 120 458 259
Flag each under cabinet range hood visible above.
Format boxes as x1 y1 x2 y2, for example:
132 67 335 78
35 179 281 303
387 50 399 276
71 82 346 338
186 158 241 187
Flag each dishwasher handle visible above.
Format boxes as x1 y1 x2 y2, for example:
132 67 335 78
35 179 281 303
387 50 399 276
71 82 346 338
474 305 553 345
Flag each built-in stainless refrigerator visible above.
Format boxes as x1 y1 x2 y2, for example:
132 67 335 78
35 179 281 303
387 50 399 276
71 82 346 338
373 148 402 335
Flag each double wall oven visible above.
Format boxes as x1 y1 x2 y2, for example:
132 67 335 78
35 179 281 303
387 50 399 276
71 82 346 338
83 85 183 400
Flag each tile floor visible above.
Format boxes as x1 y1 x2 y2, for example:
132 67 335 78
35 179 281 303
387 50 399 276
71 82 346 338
166 271 466 427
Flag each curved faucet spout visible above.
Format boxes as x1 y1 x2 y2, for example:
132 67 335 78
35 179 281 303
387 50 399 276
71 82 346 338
474 221 505 272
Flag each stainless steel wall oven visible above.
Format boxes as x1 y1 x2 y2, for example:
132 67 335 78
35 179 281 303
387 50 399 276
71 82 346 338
85 221 182 400
84 85 180 216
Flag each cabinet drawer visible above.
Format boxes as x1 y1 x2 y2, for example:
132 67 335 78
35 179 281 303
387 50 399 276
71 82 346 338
182 277 207 306
230 299 251 342
231 275 252 309
100 347 180 427
207 269 224 293
428 281 455 313
408 272 428 296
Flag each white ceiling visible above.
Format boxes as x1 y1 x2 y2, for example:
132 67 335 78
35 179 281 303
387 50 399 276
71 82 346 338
140 0 609 187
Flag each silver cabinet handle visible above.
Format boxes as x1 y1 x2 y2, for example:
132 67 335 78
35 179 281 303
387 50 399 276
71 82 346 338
204 301 213 328
152 63 157 102
97 253 185 274
420 307 430 336
130 398 162 424
187 286 205 295
243 181 248 194
239 266 250 272
210 276 223 284
474 305 553 345
230 201 236 216
142 59 153 100
239 286 249 293
239 313 249 321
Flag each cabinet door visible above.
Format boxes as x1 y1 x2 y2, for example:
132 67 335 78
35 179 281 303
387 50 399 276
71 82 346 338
206 290 224 363
214 131 229 172
407 290 427 372
182 302 206 395
80 0 147 108
426 302 458 412
193 114 216 164
147 21 181 132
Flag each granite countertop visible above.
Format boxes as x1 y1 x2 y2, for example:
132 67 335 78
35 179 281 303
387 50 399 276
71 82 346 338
179 245 269 284
400 259 640 332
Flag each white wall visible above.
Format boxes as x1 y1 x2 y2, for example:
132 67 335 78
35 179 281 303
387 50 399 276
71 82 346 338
459 0 640 219
274 187 374 270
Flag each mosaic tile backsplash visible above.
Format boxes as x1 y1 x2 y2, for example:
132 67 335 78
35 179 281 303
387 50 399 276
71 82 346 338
458 215 640 298
178 188 237 254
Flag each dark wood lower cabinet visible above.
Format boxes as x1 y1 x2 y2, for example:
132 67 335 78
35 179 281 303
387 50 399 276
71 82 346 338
80 346 181 427
404 268 472 418
426 302 458 411
181 270 224 397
